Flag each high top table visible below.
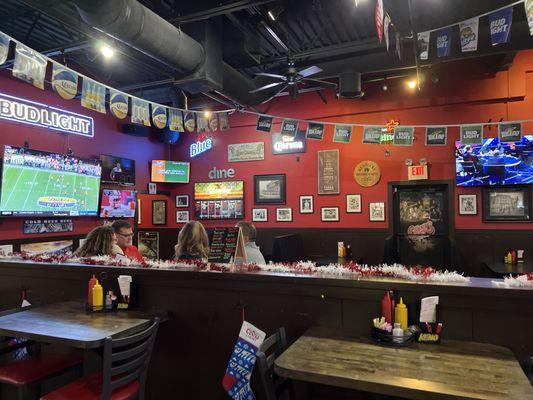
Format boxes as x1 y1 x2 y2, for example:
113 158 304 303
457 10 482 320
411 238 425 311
274 326 533 400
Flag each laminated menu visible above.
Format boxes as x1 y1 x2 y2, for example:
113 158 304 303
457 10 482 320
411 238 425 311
208 227 245 264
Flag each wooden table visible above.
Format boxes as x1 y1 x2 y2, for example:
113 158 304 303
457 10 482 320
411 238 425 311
484 261 533 277
274 327 533 400
0 302 150 349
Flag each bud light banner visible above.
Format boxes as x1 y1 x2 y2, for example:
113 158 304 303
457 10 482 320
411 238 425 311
499 122 522 143
51 63 78 100
131 97 150 126
436 27 452 58
459 17 479 52
81 78 106 114
0 32 9 65
333 124 352 143
460 125 483 145
526 0 533 35
425 127 447 146
256 115 272 133
168 108 184 132
13 44 47 90
393 126 414 146
417 31 430 60
306 122 324 140
489 6 513 45
152 104 167 129
109 89 129 120
280 119 298 140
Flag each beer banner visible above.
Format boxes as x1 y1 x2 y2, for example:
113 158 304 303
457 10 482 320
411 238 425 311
184 111 196 132
280 119 298 139
459 17 479 52
131 97 150 126
425 127 447 146
362 126 382 144
256 115 273 132
499 122 522 142
436 27 452 58
393 126 414 146
526 0 533 35
152 104 167 129
168 108 184 131
489 6 513 45
209 113 218 132
417 31 430 60
0 32 9 65
384 13 391 51
333 124 352 143
375 0 384 43
13 44 47 90
460 125 483 145
219 112 230 130
51 63 78 100
395 31 401 60
306 122 324 140
109 89 129 119
81 78 106 114
197 113 209 133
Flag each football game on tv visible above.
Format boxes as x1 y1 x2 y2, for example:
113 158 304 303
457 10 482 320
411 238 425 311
151 160 190 183
99 189 137 218
194 181 244 220
0 145 102 216
100 155 135 185
455 135 533 186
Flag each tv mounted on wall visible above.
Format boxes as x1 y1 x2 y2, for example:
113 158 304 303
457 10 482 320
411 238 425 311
151 160 190 183
194 181 244 220
100 155 135 185
99 189 137 218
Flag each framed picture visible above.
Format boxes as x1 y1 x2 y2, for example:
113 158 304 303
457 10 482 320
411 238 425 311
369 202 386 222
152 200 167 225
254 174 286 204
458 194 477 215
299 195 314 214
321 207 339 222
346 194 362 213
176 210 190 224
252 208 268 222
482 187 531 222
148 182 157 194
276 207 292 222
138 231 159 260
176 195 189 208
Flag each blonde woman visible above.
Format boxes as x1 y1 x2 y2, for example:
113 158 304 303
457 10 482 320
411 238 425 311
75 225 125 258
175 221 209 261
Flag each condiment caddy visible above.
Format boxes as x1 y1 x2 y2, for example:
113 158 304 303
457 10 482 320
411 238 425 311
86 274 132 312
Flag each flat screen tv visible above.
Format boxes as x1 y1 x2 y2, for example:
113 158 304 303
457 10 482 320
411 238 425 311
99 189 137 218
100 155 135 185
0 145 102 216
194 181 244 220
151 160 190 183
455 135 533 186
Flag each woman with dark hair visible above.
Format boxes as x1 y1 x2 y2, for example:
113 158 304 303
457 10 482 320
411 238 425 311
175 221 209 261
75 225 124 258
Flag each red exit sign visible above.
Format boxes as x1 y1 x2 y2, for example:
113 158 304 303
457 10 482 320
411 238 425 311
408 165 428 180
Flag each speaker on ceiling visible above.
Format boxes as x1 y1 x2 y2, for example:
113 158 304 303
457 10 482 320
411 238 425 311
338 71 364 99
121 124 150 137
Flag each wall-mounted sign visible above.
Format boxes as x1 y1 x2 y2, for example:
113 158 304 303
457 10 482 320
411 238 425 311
498 122 522 142
354 160 381 187
0 92 94 137
306 122 324 140
460 125 483 145
208 167 235 180
318 149 340 195
256 115 273 132
362 126 382 144
425 127 447 146
408 165 428 180
272 129 306 155
228 142 265 162
333 124 352 143
23 219 73 234
280 119 299 139
190 137 213 158
393 126 414 146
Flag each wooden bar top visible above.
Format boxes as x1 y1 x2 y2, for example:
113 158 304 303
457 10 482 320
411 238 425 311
274 326 533 400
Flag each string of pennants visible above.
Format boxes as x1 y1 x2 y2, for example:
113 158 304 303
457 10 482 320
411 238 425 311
0 30 232 134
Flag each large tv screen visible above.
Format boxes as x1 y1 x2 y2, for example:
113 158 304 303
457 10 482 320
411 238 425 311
455 135 533 186
151 160 190 183
194 181 244 220
99 189 137 218
100 155 135 185
0 145 101 216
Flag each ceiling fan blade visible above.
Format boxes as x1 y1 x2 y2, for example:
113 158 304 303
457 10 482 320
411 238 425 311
303 78 337 87
255 72 287 80
297 65 322 78
260 85 289 104
249 81 285 93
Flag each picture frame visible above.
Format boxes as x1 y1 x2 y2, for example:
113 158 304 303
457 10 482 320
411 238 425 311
369 202 386 222
346 194 362 213
252 208 268 222
175 194 189 208
276 207 292 222
176 210 190 224
299 195 314 214
458 194 477 215
254 174 286 204
482 186 531 222
148 182 157 195
152 200 167 225
321 207 339 222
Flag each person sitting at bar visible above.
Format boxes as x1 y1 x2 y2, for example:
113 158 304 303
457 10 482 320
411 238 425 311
74 225 125 258
236 221 266 265
111 219 144 263
175 221 209 261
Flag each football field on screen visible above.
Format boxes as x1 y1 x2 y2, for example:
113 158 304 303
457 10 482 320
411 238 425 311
0 165 100 214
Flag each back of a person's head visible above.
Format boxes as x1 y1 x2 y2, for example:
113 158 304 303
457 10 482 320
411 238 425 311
176 221 209 259
236 221 256 241
111 219 131 233
75 225 114 257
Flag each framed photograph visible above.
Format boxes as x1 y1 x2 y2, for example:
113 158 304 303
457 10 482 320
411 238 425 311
138 231 159 260
152 200 167 225
252 208 268 222
276 207 292 222
321 207 339 222
369 202 386 222
148 182 157 194
299 195 314 214
254 174 286 204
176 194 189 208
458 194 477 215
176 210 190 224
482 187 531 222
346 194 362 213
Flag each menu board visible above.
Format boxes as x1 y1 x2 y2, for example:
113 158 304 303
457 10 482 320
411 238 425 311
317 149 340 194
208 227 245 264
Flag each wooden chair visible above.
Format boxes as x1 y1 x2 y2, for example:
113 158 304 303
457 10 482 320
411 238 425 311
256 328 293 400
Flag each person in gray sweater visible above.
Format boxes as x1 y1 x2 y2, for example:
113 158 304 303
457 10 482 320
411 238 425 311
236 221 266 265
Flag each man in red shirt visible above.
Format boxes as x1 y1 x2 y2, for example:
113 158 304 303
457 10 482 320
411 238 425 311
111 220 144 263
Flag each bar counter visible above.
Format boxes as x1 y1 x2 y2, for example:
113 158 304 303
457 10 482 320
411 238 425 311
0 259 532 399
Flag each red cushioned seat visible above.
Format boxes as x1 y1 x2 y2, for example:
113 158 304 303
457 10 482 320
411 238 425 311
41 371 139 400
0 353 82 387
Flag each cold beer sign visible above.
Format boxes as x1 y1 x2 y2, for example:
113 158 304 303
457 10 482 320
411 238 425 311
408 165 428 181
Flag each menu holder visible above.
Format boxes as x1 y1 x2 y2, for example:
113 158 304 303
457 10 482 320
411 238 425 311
208 227 246 267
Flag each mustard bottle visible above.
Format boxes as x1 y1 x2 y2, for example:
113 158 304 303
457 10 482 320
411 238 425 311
395 297 408 330
92 280 103 312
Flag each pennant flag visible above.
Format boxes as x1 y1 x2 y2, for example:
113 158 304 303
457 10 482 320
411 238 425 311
395 31 401 60
489 6 513 45
81 78 106 114
51 63 78 100
375 0 384 43
0 32 9 65
184 111 196 132
168 108 184 131
436 27 452 58
219 112 230 130
131 97 150 126
417 31 430 60
460 125 483 145
306 122 324 140
460 17 479 52
209 113 219 132
384 13 391 51
499 122 522 142
362 126 382 144
13 44 47 90
152 104 167 129
333 125 352 143
109 89 129 119
425 127 447 146
256 115 272 132
280 119 298 139
393 126 414 146
197 113 209 133
526 0 533 35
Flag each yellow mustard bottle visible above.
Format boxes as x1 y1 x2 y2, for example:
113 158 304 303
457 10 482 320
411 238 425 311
92 280 103 312
395 297 408 330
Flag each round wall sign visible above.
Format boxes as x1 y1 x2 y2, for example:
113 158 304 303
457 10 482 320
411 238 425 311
354 161 381 187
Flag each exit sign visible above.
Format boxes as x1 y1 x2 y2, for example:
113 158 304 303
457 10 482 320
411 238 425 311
408 165 428 180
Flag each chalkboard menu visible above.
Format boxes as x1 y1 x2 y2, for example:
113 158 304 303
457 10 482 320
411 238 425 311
208 227 245 264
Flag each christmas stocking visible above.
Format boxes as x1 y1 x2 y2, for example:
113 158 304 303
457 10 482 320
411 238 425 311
222 321 266 400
